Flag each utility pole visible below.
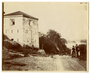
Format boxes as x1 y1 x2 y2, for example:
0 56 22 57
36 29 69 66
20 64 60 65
2 2 4 46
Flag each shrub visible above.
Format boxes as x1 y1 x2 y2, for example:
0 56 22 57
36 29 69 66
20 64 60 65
25 45 32 49
2 47 10 60
3 34 9 40
4 40 23 52
39 36 58 54
66 48 71 55
79 44 87 60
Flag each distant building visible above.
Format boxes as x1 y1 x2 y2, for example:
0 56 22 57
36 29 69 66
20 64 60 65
4 11 39 48
38 32 46 37
38 32 44 37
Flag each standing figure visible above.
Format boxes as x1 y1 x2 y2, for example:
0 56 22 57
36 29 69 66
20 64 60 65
76 44 79 57
32 45 34 50
72 46 75 58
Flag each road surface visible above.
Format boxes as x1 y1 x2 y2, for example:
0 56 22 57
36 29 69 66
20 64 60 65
2 55 86 71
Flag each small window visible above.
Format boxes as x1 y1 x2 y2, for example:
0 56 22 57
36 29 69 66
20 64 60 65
26 30 28 33
31 30 32 34
34 31 36 35
17 38 19 42
23 18 25 22
10 19 15 25
35 40 36 42
27 40 29 42
5 30 7 33
17 29 19 33
35 31 37 34
33 21 37 25
27 39 29 42
33 21 35 24
23 18 25 24
29 20 31 26
11 30 13 33
34 31 35 34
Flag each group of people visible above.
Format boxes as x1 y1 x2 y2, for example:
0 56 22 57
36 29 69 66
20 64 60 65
72 44 80 58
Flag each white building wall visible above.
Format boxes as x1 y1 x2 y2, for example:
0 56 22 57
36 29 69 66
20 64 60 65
32 20 39 48
4 15 23 45
23 17 39 48
4 15 39 48
23 17 32 46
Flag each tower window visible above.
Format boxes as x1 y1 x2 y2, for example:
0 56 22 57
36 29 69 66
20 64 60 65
11 30 13 33
17 38 19 42
27 38 29 42
35 40 36 42
29 20 31 26
23 18 25 24
26 30 28 33
17 29 19 33
10 19 15 25
27 40 29 42
6 30 7 33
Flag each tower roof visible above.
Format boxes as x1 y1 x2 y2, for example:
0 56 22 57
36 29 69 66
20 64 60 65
4 11 38 20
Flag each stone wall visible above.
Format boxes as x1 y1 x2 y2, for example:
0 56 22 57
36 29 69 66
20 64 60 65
4 15 39 48
23 17 39 48
4 15 23 46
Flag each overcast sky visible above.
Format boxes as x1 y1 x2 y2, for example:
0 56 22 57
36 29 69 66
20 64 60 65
4 2 88 41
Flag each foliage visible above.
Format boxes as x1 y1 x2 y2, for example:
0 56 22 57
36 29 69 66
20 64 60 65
4 40 23 52
39 36 58 54
79 44 87 60
47 29 67 44
47 29 68 54
3 34 10 40
80 40 87 43
66 48 71 55
3 35 39 57
39 29 70 55
47 29 61 43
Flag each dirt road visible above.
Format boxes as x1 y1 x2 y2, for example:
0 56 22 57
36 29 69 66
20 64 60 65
60 56 86 71
2 55 86 71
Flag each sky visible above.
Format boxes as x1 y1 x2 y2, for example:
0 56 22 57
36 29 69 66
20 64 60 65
4 2 88 41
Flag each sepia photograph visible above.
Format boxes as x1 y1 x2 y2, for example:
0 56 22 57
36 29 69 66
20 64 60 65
2 2 88 71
